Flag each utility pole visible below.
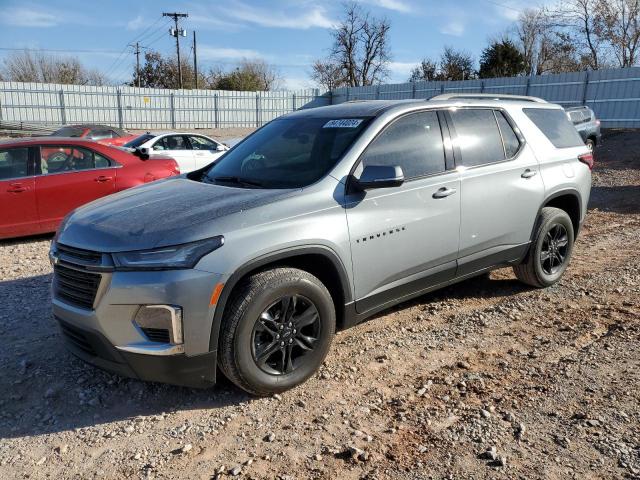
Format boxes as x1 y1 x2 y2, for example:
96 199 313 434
163 12 188 89
193 31 198 89
130 42 141 87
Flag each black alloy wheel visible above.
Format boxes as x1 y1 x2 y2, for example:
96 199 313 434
251 295 321 375
540 224 569 275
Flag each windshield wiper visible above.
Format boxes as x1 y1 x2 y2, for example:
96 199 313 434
209 175 264 188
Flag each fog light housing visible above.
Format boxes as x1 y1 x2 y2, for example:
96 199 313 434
134 305 183 344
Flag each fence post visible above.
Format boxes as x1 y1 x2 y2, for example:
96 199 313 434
581 71 590 105
346 87 350 102
411 82 416 99
480 80 485 93
525 77 531 96
376 86 380 99
59 89 67 125
116 89 124 129
440 84 445 94
169 93 176 129
292 92 296 111
256 93 261 127
214 93 219 129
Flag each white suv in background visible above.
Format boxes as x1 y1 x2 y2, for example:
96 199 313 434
124 133 229 173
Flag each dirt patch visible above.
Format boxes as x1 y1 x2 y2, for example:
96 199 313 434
0 131 638 479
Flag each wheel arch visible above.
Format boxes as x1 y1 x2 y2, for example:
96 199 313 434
208 246 353 352
536 189 583 238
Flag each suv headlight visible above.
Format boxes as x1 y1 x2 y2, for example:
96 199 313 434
112 236 224 270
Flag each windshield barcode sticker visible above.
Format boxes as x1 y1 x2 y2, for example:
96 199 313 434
323 119 363 128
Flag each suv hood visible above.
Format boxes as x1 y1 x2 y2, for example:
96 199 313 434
58 178 297 252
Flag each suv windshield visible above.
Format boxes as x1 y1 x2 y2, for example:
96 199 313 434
124 134 155 148
203 117 370 189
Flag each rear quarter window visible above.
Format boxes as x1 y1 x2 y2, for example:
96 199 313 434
524 108 584 148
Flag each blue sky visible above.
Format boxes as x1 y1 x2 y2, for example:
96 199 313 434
0 0 548 89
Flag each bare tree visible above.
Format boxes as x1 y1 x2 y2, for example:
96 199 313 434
209 59 283 91
2 50 107 85
439 47 476 80
311 59 347 90
408 58 438 82
240 59 283 90
515 9 550 75
552 0 606 69
329 2 391 87
594 0 640 67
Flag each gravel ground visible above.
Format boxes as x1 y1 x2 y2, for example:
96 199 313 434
0 131 638 480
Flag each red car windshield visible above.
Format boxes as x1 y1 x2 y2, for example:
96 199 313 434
52 127 86 137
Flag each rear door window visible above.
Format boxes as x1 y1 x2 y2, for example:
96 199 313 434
449 109 505 167
154 135 189 151
495 111 521 158
524 108 584 148
0 147 30 180
38 146 112 174
361 110 446 179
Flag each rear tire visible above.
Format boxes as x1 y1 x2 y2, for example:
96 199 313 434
586 138 595 152
218 268 335 396
514 207 575 288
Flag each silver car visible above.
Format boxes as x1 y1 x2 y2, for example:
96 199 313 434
50 95 592 395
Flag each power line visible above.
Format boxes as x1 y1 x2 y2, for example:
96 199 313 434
478 0 523 14
103 17 172 82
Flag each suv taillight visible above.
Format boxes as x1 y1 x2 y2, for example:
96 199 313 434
578 152 594 170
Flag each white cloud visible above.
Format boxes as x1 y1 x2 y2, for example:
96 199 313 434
198 46 263 61
440 21 465 36
364 0 413 13
284 76 314 90
2 7 58 27
126 15 144 31
222 3 335 29
388 61 418 81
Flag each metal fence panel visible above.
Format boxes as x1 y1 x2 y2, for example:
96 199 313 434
2 67 639 130
0 82 329 130
331 67 640 128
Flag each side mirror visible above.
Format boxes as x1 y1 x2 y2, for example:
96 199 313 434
133 147 150 160
215 144 227 152
354 165 404 190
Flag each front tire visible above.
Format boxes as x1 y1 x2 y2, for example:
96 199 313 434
218 268 335 396
514 207 575 288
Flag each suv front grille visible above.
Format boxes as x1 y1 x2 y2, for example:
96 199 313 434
54 264 101 310
57 243 103 266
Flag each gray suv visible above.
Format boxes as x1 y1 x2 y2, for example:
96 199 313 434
565 105 601 150
50 95 592 395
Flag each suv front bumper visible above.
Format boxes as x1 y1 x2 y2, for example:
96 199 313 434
56 316 217 388
52 266 224 389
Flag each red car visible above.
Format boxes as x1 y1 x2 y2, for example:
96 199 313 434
50 124 139 146
0 138 180 239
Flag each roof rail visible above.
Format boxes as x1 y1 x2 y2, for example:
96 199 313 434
430 93 547 103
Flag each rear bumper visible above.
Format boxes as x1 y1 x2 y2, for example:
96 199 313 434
57 316 217 388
